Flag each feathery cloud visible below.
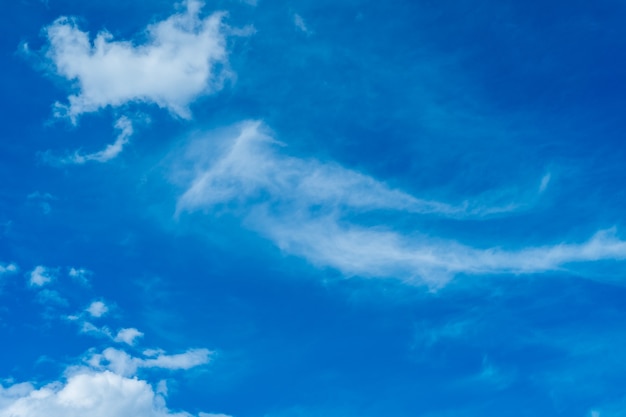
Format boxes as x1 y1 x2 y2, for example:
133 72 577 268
176 121 626 286
59 117 134 164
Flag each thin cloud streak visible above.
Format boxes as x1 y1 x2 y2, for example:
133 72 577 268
177 121 525 218
68 117 133 164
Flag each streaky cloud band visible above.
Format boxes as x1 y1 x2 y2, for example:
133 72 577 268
175 120 626 287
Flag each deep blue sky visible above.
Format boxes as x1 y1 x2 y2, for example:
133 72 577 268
2 1 626 416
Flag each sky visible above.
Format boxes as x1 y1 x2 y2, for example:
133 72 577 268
2 0 626 416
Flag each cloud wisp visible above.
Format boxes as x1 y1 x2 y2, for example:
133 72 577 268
0 263 18 276
175 121 626 287
176 121 528 218
40 0 237 122
70 117 133 164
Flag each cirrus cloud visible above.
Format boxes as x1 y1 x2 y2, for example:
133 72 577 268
175 121 626 287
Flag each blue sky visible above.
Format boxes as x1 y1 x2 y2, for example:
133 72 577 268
2 0 626 416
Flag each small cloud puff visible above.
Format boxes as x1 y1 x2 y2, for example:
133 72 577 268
114 328 144 346
0 263 18 276
29 266 54 287
86 301 108 318
68 267 91 285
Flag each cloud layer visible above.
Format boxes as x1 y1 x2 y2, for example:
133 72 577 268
42 0 234 121
176 121 626 286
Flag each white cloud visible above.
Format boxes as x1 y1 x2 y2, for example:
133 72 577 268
293 14 311 35
2 266 225 417
0 337 221 417
89 347 213 377
251 209 626 286
199 414 233 417
0 370 201 417
0 263 17 276
86 301 108 318
29 266 54 287
41 0 237 122
61 117 133 164
115 328 144 346
177 121 479 217
175 121 626 287
141 348 212 371
68 267 91 285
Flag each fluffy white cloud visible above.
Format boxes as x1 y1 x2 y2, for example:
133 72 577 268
29 266 54 287
115 328 144 346
0 342 221 417
0 370 200 417
42 0 236 122
176 121 626 287
86 301 109 318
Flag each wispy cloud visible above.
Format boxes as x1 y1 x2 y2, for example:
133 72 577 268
37 0 241 122
176 121 525 218
26 192 55 214
89 347 213 377
0 263 17 276
52 117 134 165
293 13 311 35
175 121 626 287
36 289 68 307
68 267 91 285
